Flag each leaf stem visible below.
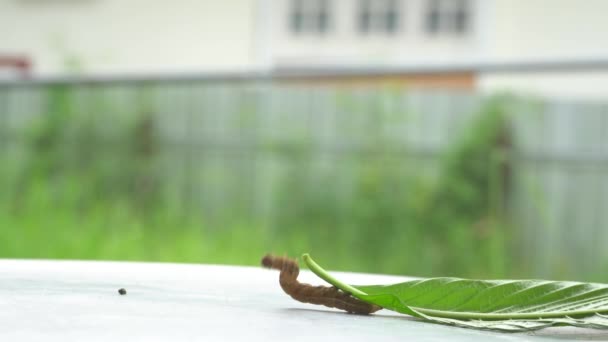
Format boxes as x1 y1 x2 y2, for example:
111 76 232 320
302 253 367 297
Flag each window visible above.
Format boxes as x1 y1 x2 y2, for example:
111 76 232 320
425 0 471 35
290 0 331 35
358 0 401 35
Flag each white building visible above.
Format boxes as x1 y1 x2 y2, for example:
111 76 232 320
1 0 608 99
0 1 256 75
479 0 608 99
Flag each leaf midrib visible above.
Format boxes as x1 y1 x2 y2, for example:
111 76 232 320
413 307 608 320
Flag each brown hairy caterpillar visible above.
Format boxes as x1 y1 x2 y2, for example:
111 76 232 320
261 254 381 315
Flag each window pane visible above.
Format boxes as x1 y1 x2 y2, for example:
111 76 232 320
289 0 331 35
358 0 400 34
386 1 399 33
291 12 303 33
425 0 471 35
426 0 441 34
359 12 371 33
290 0 304 33
358 0 371 33
454 9 468 33
318 0 330 33
318 11 328 33
426 12 440 33
454 0 470 33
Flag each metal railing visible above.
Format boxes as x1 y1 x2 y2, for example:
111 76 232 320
1 78 607 279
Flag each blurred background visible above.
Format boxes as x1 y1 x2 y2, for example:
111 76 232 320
1 0 608 281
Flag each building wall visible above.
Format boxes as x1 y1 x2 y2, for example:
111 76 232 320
0 0 255 76
479 0 608 99
486 0 608 61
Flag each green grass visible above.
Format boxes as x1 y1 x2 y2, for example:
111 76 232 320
0 92 523 279
0 176 352 268
0 183 510 278
1 198 266 266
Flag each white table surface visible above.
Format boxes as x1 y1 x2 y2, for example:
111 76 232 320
1 259 607 341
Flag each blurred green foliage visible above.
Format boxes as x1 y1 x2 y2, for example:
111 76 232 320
274 98 512 278
0 86 516 278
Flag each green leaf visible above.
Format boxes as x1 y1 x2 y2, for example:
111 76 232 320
302 254 608 332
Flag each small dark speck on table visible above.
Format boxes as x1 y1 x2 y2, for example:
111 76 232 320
118 288 127 295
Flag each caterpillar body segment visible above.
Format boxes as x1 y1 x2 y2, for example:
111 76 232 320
262 254 381 315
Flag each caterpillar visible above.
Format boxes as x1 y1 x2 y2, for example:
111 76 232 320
261 254 381 315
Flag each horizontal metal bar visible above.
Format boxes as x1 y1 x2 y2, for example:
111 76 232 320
4 131 608 166
275 58 608 77
0 70 276 88
2 57 608 87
